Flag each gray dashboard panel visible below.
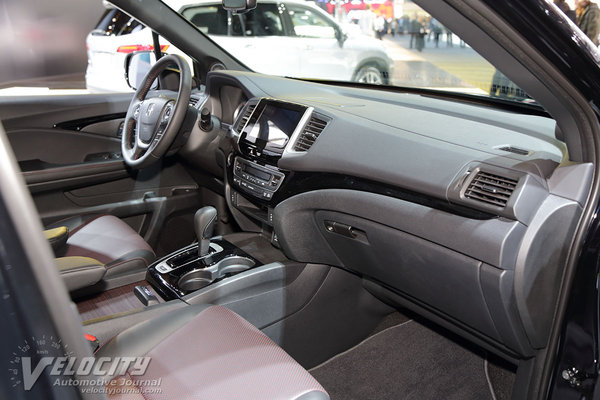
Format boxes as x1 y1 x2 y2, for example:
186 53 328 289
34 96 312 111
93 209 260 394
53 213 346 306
272 188 580 356
274 189 525 270
207 71 593 359
212 71 565 222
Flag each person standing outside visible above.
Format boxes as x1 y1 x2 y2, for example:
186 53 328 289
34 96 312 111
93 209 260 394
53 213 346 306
409 15 418 48
445 26 453 47
415 16 426 52
431 19 442 48
375 14 386 40
554 0 576 21
576 0 600 45
359 5 376 37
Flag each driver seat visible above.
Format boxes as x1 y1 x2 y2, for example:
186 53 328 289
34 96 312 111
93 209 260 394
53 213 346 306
45 214 155 290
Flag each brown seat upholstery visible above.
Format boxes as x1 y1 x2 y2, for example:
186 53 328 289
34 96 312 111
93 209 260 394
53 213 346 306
97 304 330 400
47 214 155 279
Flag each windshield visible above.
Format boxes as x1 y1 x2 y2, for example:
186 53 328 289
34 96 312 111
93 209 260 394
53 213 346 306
169 0 535 104
0 0 581 101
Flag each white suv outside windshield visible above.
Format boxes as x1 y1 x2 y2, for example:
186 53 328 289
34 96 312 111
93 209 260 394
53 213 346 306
167 0 533 103
85 0 532 102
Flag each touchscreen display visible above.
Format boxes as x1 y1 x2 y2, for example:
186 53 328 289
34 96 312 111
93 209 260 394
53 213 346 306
241 101 304 154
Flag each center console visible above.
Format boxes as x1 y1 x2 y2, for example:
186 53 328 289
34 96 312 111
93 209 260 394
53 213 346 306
146 98 314 300
146 239 259 300
228 98 313 226
145 205 261 300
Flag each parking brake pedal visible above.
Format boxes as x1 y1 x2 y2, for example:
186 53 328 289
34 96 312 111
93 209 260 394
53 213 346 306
134 285 159 306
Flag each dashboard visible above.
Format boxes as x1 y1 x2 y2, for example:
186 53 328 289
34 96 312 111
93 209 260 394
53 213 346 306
198 70 592 361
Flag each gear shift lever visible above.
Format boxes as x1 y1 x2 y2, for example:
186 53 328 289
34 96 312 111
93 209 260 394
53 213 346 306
194 206 217 257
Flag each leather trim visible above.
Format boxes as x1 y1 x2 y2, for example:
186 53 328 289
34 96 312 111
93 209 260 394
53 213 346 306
44 226 68 241
44 226 69 251
104 253 153 277
101 305 330 400
67 214 106 237
96 303 213 380
47 214 155 279
56 256 106 292
106 372 146 400
46 214 104 234
56 256 104 271
64 215 155 267
22 160 126 185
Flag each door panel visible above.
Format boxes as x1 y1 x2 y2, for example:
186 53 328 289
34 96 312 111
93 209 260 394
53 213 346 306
10 129 121 165
0 93 132 129
0 94 205 252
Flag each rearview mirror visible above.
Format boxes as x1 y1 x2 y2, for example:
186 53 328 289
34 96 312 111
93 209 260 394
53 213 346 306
124 51 158 90
222 0 256 14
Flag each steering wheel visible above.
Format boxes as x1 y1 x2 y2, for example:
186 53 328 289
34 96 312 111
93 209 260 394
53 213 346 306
121 54 191 168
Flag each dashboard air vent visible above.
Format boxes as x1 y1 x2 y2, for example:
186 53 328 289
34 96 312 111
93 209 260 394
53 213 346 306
235 103 256 132
464 171 518 208
294 115 329 152
189 97 200 108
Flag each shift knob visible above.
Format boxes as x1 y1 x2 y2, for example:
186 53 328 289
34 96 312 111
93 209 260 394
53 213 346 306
194 206 217 257
200 107 212 131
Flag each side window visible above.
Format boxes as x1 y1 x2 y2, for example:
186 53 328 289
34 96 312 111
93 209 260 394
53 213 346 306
182 6 229 35
286 5 336 39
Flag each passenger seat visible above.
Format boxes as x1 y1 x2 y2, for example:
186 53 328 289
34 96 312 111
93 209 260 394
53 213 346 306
96 304 330 400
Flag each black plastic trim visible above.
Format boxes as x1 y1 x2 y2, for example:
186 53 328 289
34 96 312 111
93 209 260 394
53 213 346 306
54 113 127 132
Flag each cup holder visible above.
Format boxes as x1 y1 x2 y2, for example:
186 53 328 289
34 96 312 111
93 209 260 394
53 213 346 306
178 256 255 292
178 269 213 292
218 256 255 275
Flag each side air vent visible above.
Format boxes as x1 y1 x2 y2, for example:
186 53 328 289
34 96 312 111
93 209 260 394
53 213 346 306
464 171 518 208
293 114 329 152
497 145 531 156
235 103 256 132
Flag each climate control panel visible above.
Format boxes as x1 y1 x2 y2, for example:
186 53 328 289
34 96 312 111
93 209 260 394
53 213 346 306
232 157 285 201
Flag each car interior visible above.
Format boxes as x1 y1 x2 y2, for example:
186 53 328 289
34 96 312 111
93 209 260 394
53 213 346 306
1 0 599 399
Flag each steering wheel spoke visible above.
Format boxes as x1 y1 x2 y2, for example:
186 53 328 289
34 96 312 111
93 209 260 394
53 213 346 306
121 55 191 169
131 101 142 121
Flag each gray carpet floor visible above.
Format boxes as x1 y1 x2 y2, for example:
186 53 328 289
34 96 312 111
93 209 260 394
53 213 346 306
310 319 504 400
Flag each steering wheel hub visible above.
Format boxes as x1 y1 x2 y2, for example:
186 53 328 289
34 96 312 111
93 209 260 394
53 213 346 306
138 98 169 144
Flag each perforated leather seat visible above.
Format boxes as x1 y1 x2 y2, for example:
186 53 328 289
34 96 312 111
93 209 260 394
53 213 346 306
97 304 330 400
46 214 155 279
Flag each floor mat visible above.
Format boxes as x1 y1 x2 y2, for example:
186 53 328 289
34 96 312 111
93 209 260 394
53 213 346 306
310 320 496 400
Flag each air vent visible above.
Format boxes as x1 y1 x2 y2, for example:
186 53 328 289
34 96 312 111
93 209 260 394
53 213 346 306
235 103 256 132
189 97 200 108
497 146 530 156
464 171 518 208
293 115 329 152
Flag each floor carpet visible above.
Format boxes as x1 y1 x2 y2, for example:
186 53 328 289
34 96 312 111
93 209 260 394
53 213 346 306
311 318 507 400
